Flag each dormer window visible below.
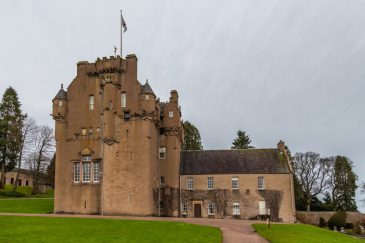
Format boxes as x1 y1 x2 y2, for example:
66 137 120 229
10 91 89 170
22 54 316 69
145 94 149 100
59 100 63 107
168 111 174 118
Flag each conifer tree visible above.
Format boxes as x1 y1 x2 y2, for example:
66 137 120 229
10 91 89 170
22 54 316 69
182 121 203 150
231 130 254 149
0 87 25 188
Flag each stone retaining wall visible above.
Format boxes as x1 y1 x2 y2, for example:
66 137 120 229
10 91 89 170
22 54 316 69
297 211 365 225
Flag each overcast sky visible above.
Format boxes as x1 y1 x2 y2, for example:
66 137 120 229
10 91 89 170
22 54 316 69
0 0 364 211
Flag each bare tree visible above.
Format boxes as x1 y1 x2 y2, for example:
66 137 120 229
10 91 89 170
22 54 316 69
293 152 331 211
13 116 37 191
211 189 229 218
26 125 54 194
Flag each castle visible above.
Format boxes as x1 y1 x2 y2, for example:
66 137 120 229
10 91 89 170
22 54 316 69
52 54 295 222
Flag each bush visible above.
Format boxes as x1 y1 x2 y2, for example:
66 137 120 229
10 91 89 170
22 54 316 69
328 211 347 230
319 217 327 227
0 190 25 197
345 223 354 229
1 185 32 196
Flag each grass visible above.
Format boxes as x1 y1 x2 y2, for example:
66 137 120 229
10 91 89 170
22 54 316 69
0 185 54 198
0 216 221 243
252 223 363 243
0 198 54 213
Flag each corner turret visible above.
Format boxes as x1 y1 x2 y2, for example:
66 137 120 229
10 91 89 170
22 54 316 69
52 84 67 120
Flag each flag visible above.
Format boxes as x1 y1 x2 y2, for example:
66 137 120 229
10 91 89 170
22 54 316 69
121 12 127 33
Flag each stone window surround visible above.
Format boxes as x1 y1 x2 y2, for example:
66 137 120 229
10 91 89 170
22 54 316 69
187 177 193 190
207 177 214 190
72 159 101 184
231 176 239 190
208 201 215 215
258 176 265 190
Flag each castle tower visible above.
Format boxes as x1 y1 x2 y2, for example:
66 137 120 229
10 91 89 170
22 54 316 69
52 54 182 216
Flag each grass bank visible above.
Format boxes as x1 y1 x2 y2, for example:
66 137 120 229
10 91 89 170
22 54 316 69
0 216 221 243
252 223 362 243
0 198 53 213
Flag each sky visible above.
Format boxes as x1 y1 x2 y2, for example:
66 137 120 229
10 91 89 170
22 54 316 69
0 0 364 211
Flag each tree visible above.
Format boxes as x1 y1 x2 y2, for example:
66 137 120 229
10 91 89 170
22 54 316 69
26 125 54 194
13 117 37 191
231 130 254 149
0 87 25 188
182 121 203 150
292 152 331 211
46 153 56 188
330 156 358 211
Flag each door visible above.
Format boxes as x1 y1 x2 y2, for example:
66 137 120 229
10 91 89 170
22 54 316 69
194 204 202 218
259 200 266 215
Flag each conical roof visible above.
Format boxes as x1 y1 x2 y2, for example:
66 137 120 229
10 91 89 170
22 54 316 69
53 84 67 100
141 80 155 95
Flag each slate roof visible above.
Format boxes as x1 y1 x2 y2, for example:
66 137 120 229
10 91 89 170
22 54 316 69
54 87 67 100
180 149 290 175
141 82 155 95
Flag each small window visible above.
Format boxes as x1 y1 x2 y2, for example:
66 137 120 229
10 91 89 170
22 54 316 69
208 201 215 215
160 176 165 185
232 202 240 215
187 177 193 190
246 189 250 194
109 100 113 109
121 93 126 108
59 100 63 107
93 162 100 182
89 95 94 111
207 177 214 190
232 177 239 190
74 163 80 183
96 127 101 133
124 112 130 121
81 128 87 136
145 94 149 100
18 179 22 186
258 176 265 190
181 201 188 214
89 128 93 134
10 178 14 184
159 147 166 159
168 111 174 118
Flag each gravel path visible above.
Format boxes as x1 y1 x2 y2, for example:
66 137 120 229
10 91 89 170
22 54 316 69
0 213 268 243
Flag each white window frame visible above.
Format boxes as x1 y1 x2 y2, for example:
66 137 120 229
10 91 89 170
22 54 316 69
93 162 100 182
168 111 174 117
82 156 92 183
121 92 126 108
89 95 94 111
159 147 166 159
259 200 266 215
208 201 215 215
232 202 240 216
187 177 193 190
73 162 80 183
258 176 265 190
181 201 188 214
207 177 214 190
232 177 239 190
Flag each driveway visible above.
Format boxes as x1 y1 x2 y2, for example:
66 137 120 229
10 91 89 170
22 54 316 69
0 213 268 243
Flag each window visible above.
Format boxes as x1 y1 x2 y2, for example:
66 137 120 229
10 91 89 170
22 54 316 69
74 163 80 182
93 162 100 182
181 201 188 214
168 111 174 117
59 100 63 107
207 177 214 189
246 189 250 194
89 95 94 110
259 200 266 215
121 93 126 108
81 128 87 136
18 179 22 186
232 202 240 215
232 177 239 190
258 176 265 190
145 94 149 100
96 127 101 133
159 147 166 159
124 112 130 121
208 201 215 215
187 177 193 190
82 162 91 182
160 176 165 185
10 178 14 185
89 128 93 134
26 180 29 186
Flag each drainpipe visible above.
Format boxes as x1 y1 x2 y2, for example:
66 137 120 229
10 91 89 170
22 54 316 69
179 175 181 217
100 78 105 216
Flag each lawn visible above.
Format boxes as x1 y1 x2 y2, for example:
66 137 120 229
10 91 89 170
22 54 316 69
0 198 54 213
253 223 363 243
0 216 221 243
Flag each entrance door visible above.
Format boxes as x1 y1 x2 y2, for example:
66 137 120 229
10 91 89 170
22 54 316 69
259 200 266 215
194 204 202 218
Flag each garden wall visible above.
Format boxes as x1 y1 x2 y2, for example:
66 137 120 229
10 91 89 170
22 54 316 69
297 211 365 225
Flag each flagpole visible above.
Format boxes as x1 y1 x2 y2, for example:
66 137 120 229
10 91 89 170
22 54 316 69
120 10 123 57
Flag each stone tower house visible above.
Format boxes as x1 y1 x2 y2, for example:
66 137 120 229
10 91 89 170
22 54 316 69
52 54 183 216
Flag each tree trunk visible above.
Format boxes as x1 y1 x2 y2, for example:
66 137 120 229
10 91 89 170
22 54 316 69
306 199 311 212
0 162 5 189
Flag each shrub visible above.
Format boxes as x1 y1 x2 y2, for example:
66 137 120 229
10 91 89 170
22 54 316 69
345 223 354 229
319 217 327 227
328 211 347 230
1 190 25 197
